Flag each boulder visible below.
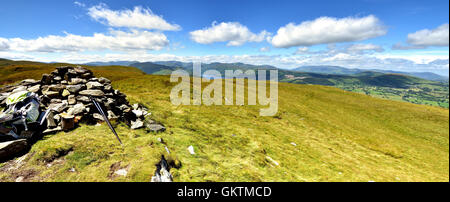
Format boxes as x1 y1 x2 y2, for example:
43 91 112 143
66 84 83 93
98 77 111 84
68 104 85 116
42 126 62 135
132 109 144 118
62 89 70 97
69 78 87 85
76 96 90 103
68 95 76 105
41 74 53 85
93 113 104 121
150 156 173 182
145 122 166 133
86 81 103 90
0 139 28 160
48 100 68 113
42 90 59 98
79 90 104 97
131 119 144 130
27 84 41 93
46 111 57 128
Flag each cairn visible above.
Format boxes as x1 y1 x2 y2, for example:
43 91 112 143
0 66 165 135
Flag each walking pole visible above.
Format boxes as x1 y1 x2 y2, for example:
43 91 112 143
90 96 123 145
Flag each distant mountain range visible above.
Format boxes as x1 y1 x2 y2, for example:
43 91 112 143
292 66 449 82
84 61 448 82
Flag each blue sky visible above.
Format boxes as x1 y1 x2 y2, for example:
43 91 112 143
0 0 448 75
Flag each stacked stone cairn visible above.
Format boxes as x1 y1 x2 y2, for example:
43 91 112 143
0 66 166 135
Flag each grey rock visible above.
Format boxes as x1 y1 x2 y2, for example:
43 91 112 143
68 95 76 105
53 76 62 81
86 81 103 90
54 114 61 122
76 96 90 103
98 77 111 84
131 119 144 130
20 79 38 85
104 85 112 91
132 109 144 118
69 78 87 85
79 90 104 97
74 67 90 74
150 156 173 182
187 145 195 155
50 99 62 104
42 90 59 98
42 126 62 135
66 84 83 93
27 84 40 93
107 110 119 120
145 122 166 133
93 113 104 121
81 72 93 79
48 100 68 113
0 139 28 160
68 103 85 115
47 84 65 92
46 111 57 128
41 74 53 85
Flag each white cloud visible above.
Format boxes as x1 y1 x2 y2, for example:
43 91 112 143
407 23 449 47
346 43 384 53
87 4 180 31
259 47 270 52
74 1 85 7
392 23 449 50
190 22 270 46
294 47 309 54
271 15 387 48
0 39 9 51
0 29 169 52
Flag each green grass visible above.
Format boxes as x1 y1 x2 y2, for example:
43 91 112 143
0 59 448 182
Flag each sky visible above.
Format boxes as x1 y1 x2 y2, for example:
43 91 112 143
0 0 448 75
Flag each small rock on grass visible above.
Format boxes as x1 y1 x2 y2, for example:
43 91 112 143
187 145 195 155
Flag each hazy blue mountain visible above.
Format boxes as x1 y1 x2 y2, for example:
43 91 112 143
84 61 138 66
128 62 180 75
293 66 448 82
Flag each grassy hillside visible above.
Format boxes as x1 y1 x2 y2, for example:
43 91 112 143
0 58 145 85
0 60 448 182
115 60 450 108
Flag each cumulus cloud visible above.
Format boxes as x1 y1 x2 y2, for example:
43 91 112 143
407 23 449 46
393 23 449 50
74 1 85 7
87 4 181 31
190 22 270 46
294 47 310 54
0 39 9 51
271 15 387 48
346 43 384 53
259 47 270 52
294 43 384 55
0 29 169 52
